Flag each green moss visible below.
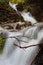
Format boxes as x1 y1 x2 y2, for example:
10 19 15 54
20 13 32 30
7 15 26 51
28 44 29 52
0 38 5 53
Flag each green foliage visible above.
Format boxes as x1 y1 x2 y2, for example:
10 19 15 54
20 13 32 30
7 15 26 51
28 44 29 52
0 38 5 53
9 0 25 4
0 0 5 2
0 0 9 5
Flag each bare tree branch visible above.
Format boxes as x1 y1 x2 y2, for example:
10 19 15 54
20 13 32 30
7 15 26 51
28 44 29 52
0 36 29 43
0 36 43 49
14 43 43 49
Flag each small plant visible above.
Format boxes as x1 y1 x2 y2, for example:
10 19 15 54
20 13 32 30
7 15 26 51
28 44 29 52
0 38 5 53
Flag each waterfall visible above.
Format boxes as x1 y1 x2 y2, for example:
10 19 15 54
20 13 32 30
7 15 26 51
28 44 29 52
9 2 18 12
20 12 37 24
0 3 43 65
0 23 43 65
2 32 23 58
9 2 37 24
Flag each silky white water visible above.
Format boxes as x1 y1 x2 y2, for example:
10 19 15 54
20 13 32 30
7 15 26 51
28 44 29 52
0 23 43 65
0 3 43 65
9 2 37 24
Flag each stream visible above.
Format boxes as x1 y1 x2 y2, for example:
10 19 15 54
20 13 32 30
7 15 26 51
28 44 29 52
0 3 43 65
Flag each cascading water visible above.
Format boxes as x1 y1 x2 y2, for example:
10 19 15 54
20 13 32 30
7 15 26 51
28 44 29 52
9 2 37 24
2 32 23 58
0 3 43 65
0 23 43 65
9 2 18 12
20 12 37 24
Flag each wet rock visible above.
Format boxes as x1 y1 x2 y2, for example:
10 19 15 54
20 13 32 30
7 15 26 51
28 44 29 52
28 0 43 22
16 3 23 11
16 24 21 30
32 47 43 65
